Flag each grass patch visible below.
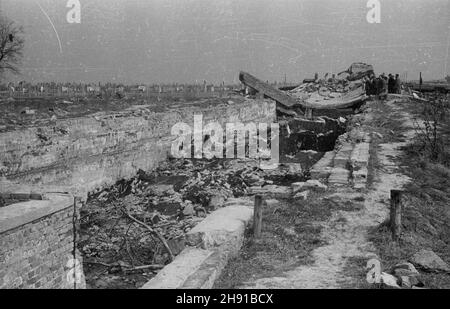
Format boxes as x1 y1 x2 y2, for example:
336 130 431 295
214 193 334 288
368 94 450 289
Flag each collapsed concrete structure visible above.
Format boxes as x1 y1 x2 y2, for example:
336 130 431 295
239 62 372 119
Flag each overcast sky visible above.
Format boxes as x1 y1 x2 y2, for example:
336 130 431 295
1 0 449 84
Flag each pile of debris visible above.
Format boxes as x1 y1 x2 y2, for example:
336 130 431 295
367 249 450 289
79 157 309 288
239 62 372 117
288 63 372 110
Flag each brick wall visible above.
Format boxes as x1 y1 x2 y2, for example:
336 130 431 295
0 193 86 289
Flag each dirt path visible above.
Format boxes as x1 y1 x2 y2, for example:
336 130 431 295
239 98 416 289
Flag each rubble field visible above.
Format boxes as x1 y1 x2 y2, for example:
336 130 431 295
79 154 325 289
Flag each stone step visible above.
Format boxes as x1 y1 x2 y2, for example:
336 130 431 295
353 167 368 189
310 151 335 180
328 167 351 186
141 247 213 289
350 142 370 170
350 141 371 190
185 205 253 249
333 143 353 168
142 202 254 289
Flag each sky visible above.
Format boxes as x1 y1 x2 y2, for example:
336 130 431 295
0 0 449 84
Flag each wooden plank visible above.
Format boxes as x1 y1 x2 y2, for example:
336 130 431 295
239 71 300 108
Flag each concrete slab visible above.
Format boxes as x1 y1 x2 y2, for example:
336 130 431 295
181 249 231 289
0 193 73 234
310 151 335 180
333 147 353 168
350 142 370 170
313 151 335 169
141 247 213 289
186 205 253 249
328 168 350 186
142 199 254 289
353 167 368 189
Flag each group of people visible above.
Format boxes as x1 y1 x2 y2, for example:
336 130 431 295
364 73 401 99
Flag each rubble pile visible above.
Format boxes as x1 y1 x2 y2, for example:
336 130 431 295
287 62 372 109
79 157 309 288
289 78 363 101
367 250 450 289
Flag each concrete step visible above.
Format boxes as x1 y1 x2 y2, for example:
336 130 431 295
328 167 351 186
350 141 371 190
142 200 254 289
350 142 370 170
186 205 253 249
333 143 353 168
310 151 335 180
141 247 213 289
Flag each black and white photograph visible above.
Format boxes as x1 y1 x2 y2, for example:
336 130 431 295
0 0 449 292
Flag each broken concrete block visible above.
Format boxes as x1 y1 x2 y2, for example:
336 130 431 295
310 167 332 180
291 182 307 193
293 190 309 200
350 142 370 170
285 163 302 175
208 195 225 210
182 203 195 216
399 275 412 288
333 144 353 168
410 250 450 273
380 272 400 289
141 247 213 289
186 205 253 249
328 168 350 185
306 179 328 191
353 167 368 189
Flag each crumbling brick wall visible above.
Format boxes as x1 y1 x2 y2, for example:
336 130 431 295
0 194 85 289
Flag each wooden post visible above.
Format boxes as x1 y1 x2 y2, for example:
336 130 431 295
305 108 313 119
253 195 264 238
390 190 403 241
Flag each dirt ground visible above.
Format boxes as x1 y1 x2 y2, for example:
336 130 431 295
367 96 450 289
215 94 450 289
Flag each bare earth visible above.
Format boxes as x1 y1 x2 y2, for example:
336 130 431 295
238 98 415 289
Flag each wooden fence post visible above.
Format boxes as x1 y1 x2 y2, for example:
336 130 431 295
305 108 313 119
390 190 403 241
253 195 264 238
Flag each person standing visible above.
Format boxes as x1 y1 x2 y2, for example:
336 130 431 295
375 75 382 99
419 72 423 91
380 74 388 100
388 74 395 93
394 74 401 94
368 74 376 96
